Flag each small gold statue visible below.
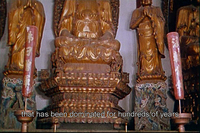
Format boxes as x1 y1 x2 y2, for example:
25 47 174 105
5 0 45 75
176 0 199 69
130 0 166 82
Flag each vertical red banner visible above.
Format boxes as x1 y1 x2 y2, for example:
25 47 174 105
22 26 38 98
167 32 184 100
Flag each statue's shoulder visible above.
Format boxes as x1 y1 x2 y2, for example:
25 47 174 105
177 5 195 13
34 0 45 11
150 6 162 11
132 6 144 14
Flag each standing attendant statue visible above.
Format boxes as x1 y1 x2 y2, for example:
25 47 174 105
0 0 45 129
176 0 199 69
128 0 170 131
130 0 166 82
175 0 199 127
5 0 45 75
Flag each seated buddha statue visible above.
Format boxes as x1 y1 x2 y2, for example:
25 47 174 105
53 0 122 72
38 1 131 127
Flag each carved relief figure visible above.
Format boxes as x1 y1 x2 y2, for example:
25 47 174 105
130 0 166 82
176 0 199 68
53 0 122 72
5 0 45 74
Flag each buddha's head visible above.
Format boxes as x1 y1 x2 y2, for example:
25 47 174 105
14 0 35 8
77 9 98 21
141 0 152 6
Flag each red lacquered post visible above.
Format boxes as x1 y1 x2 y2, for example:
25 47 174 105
167 32 191 132
167 32 184 100
22 26 38 98
15 26 38 132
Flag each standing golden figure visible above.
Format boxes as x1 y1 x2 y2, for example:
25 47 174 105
130 0 169 130
176 0 199 69
0 0 45 130
175 0 199 129
130 0 166 82
5 0 45 75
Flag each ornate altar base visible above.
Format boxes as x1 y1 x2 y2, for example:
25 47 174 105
0 75 36 130
134 81 170 131
37 68 131 130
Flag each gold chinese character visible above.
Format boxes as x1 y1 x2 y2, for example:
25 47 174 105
25 60 32 71
28 31 34 43
26 47 32 56
24 75 30 88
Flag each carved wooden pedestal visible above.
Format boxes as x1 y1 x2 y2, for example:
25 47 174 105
0 74 36 130
134 81 170 131
38 64 131 130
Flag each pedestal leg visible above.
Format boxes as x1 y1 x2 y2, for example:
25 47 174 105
22 122 28 132
53 123 57 132
14 110 36 132
178 124 185 132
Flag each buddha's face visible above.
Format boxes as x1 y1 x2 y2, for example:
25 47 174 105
16 0 33 7
141 0 152 6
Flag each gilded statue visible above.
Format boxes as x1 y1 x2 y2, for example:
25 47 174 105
5 0 45 75
130 0 166 82
175 0 199 125
53 0 122 72
37 0 131 128
176 0 199 69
